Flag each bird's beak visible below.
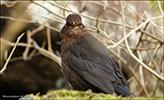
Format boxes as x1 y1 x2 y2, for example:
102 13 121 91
72 22 76 27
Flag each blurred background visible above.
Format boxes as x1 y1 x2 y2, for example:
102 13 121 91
1 0 163 99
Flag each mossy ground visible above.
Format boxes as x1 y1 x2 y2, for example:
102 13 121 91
20 89 163 100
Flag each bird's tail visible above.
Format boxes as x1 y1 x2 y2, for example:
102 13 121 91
115 85 136 97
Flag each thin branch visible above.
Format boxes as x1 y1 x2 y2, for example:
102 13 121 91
103 1 107 33
121 1 148 97
0 16 60 32
135 22 149 50
137 50 146 93
90 13 164 82
142 41 161 74
23 31 31 60
1 1 19 7
120 2 164 82
128 65 149 97
148 44 161 67
0 33 25 74
46 1 135 29
9 53 40 62
123 1 144 20
108 15 163 48
107 42 148 97
23 25 44 60
45 21 53 53
31 1 65 19
157 0 164 15
32 39 61 67
138 29 164 44
144 11 164 30
95 13 100 33
26 11 65 24
1 38 34 47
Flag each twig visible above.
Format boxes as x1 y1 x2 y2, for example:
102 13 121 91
93 14 164 82
31 1 65 19
144 11 164 30
0 33 25 74
62 0 70 17
23 25 44 60
138 29 164 44
127 76 134 83
9 53 40 62
23 31 31 60
32 38 61 67
27 49 37 60
123 45 156 50
79 2 86 12
0 16 60 32
107 47 127 64
103 1 107 33
152 79 160 96
128 65 149 97
42 32 47 48
120 1 149 97
108 41 149 97
88 1 121 16
85 22 123 50
107 42 146 96
148 44 161 67
46 1 135 29
104 39 157 50
1 38 34 47
30 25 44 37
45 21 53 53
157 0 164 15
1 1 19 7
120 2 164 82
135 87 143 96
137 50 145 90
25 8 65 24
142 42 161 74
95 13 100 33
123 1 144 21
135 22 149 49
109 15 163 48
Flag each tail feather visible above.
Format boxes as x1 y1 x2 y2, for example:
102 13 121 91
115 85 136 97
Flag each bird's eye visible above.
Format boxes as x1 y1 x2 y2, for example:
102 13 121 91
78 23 82 26
66 23 69 25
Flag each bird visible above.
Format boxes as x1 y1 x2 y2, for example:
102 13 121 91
60 14 135 97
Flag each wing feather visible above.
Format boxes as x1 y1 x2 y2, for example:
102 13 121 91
67 33 134 96
68 52 116 94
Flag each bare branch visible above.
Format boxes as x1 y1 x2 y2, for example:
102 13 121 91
0 16 60 32
32 39 61 67
0 33 25 74
157 0 164 15
45 21 53 53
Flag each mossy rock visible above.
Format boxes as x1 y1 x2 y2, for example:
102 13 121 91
19 89 163 100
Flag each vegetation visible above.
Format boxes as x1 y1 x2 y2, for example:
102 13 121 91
21 89 163 100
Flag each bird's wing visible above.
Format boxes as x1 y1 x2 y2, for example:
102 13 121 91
68 34 133 96
68 50 116 94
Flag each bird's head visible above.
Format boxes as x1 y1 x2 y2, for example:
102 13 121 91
60 14 87 39
66 14 82 27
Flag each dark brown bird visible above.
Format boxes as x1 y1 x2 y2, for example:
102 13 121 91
60 14 135 97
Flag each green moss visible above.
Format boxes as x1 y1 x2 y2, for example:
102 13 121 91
21 89 163 100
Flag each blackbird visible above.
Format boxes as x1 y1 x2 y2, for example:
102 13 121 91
60 14 135 97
